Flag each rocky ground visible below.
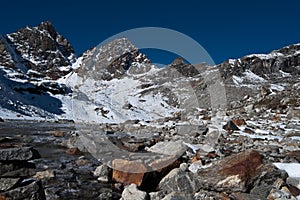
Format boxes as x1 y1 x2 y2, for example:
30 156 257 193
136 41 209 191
0 93 300 200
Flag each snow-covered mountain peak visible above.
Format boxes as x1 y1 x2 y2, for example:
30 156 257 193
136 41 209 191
1 21 76 80
76 37 151 81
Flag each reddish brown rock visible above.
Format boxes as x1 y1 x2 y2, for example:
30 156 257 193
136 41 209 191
218 150 263 180
52 131 65 137
232 118 247 126
287 184 300 197
223 120 240 133
196 150 263 192
207 152 219 159
112 159 147 186
65 147 80 155
286 150 300 162
0 195 9 200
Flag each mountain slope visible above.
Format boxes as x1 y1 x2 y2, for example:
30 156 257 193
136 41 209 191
0 21 299 124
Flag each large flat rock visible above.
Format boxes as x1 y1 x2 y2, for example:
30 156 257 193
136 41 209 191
0 147 40 161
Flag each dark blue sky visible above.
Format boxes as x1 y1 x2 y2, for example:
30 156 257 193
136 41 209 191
0 0 299 65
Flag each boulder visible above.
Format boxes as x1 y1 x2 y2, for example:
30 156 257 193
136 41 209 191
147 140 186 156
195 150 263 192
0 147 40 161
223 120 240 132
159 168 198 194
0 161 35 177
0 180 46 200
93 164 111 183
161 191 192 200
112 159 147 186
0 178 20 192
121 184 147 200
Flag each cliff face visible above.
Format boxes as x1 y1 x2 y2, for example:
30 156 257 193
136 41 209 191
0 21 76 80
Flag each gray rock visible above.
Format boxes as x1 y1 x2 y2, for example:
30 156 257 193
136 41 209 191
287 109 300 119
179 163 188 171
161 191 192 200
188 161 202 173
149 191 166 200
0 161 35 177
286 177 300 187
267 188 297 200
93 164 110 183
0 147 41 161
159 168 198 194
244 104 254 113
0 180 46 200
97 188 113 200
0 178 20 192
223 120 240 132
147 140 186 156
121 184 147 200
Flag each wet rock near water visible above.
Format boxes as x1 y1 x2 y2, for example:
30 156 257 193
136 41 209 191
0 146 45 199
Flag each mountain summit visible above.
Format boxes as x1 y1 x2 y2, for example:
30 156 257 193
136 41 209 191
0 21 76 80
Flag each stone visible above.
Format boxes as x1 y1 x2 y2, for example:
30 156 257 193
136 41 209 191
267 188 297 200
244 104 254 113
286 150 300 162
147 140 186 156
75 158 90 166
188 161 203 173
93 164 110 183
159 168 198 194
161 191 191 200
223 120 240 132
149 156 180 173
0 180 46 200
97 188 113 200
0 118 4 122
231 192 262 200
194 150 263 193
0 147 40 161
0 178 20 192
204 128 222 146
34 170 55 179
121 184 147 200
0 137 13 143
0 161 35 177
249 164 289 197
52 131 65 137
287 109 300 119
287 184 300 197
65 147 81 155
112 159 147 186
193 189 226 200
149 191 165 200
286 177 300 188
232 118 247 126
179 163 188 171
